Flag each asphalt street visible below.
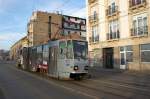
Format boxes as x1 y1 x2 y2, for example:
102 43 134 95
0 62 150 99
0 62 92 99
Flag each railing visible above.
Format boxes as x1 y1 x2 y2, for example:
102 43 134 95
107 31 120 40
89 14 98 22
88 0 97 4
131 26 148 36
89 35 99 43
106 6 119 16
129 0 146 7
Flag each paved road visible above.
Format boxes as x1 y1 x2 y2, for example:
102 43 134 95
0 62 92 99
1 62 150 99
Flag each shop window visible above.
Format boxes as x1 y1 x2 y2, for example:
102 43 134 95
120 46 133 63
141 44 150 62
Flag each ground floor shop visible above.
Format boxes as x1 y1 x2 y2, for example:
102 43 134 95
89 37 150 71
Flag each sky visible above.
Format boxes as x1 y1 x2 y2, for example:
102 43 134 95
0 0 86 50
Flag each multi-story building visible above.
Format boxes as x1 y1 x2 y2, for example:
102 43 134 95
27 11 86 47
87 0 150 71
10 36 28 60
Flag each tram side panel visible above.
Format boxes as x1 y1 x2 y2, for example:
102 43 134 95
57 40 73 79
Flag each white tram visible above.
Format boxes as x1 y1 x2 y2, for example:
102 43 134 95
19 39 89 80
48 39 88 79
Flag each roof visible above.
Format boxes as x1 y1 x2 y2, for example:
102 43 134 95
11 36 27 49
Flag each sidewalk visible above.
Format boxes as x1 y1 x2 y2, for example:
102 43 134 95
89 66 150 79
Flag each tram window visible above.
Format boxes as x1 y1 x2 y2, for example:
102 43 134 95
36 46 43 65
59 41 66 59
73 41 88 59
67 40 73 59
43 45 49 62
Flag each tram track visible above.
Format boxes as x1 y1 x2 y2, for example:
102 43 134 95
89 70 150 87
89 79 150 94
70 81 130 99
94 78 150 88
71 79 150 99
25 71 126 99
28 70 150 98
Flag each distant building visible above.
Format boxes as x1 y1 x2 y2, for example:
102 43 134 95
0 50 4 60
87 0 150 71
10 36 28 60
0 50 10 61
27 11 86 47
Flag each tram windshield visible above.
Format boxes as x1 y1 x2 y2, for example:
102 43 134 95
73 40 88 60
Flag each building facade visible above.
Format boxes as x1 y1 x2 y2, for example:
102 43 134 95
10 36 28 60
87 0 150 71
27 11 86 47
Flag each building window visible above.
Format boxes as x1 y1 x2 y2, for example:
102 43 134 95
89 11 98 22
141 44 150 62
68 31 71 35
107 20 119 40
75 24 77 28
126 46 133 62
93 11 97 20
107 1 118 16
64 22 69 28
120 46 133 65
75 17 77 21
131 14 148 36
111 2 116 13
92 25 99 42
130 0 145 6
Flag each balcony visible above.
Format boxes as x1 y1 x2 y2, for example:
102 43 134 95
129 0 147 10
131 26 148 37
89 14 98 23
106 6 119 17
107 31 120 40
89 37 92 43
88 0 98 4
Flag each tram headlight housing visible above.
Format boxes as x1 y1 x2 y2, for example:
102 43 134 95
74 66 78 70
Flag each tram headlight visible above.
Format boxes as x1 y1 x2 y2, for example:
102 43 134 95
74 66 78 70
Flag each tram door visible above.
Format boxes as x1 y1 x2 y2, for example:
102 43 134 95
49 46 58 76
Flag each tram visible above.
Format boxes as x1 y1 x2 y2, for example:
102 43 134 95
18 39 89 80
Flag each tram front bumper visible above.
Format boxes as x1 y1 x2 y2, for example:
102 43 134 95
70 72 87 79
